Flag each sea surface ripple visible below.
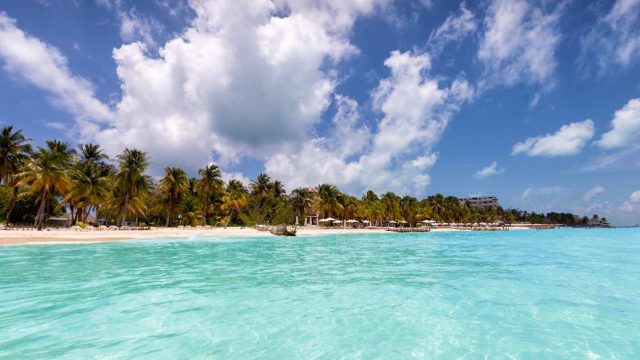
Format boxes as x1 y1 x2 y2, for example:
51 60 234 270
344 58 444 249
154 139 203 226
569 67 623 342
1 228 639 358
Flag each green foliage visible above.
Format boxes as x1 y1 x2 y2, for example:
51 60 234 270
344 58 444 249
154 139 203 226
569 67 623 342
0 127 603 229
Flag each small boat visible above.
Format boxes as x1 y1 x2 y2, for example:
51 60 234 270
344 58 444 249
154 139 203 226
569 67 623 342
387 228 430 233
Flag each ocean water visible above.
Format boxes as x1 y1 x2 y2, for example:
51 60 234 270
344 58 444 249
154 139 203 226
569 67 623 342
0 229 639 359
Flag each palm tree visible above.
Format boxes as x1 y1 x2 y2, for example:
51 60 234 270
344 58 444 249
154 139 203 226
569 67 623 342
159 167 190 227
46 140 75 163
221 180 249 226
272 180 286 198
0 126 32 223
196 164 223 223
66 144 111 224
227 179 246 195
78 143 108 165
64 162 111 223
341 195 359 221
17 146 71 230
400 196 418 226
381 192 400 222
250 173 272 196
113 148 150 227
288 187 314 224
314 184 343 218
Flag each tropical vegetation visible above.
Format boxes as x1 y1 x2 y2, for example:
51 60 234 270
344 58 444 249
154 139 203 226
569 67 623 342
0 127 607 229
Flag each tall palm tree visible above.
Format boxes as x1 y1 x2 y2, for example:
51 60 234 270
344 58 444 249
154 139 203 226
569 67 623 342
221 181 249 227
226 179 247 195
113 148 150 227
46 140 75 162
64 162 111 223
400 196 418 226
159 166 190 227
17 147 71 230
272 180 286 198
0 126 32 223
341 195 359 220
381 192 400 221
196 164 223 223
313 184 343 218
250 173 272 196
66 144 111 223
78 143 108 165
288 187 314 224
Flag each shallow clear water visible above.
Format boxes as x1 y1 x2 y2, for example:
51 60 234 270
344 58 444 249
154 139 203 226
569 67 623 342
1 229 639 359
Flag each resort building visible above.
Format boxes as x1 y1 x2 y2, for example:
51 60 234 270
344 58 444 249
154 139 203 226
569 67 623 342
460 196 500 209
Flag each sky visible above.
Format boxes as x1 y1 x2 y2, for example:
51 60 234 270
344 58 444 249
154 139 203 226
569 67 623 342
0 0 639 225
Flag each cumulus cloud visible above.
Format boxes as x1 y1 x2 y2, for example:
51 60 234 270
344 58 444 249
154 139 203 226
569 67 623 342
620 190 640 212
0 12 112 122
597 98 640 149
478 0 562 87
583 185 605 202
87 0 388 173
512 119 595 157
580 0 640 74
473 161 502 179
265 49 473 196
427 2 477 54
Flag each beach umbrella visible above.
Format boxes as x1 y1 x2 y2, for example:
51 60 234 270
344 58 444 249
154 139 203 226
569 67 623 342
388 220 397 224
362 220 370 223
346 219 358 223
332 220 342 224
400 220 408 223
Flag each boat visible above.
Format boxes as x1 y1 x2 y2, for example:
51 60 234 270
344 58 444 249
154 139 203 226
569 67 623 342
387 228 430 233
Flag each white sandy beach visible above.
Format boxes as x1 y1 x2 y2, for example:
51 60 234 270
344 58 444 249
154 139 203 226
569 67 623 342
0 227 475 245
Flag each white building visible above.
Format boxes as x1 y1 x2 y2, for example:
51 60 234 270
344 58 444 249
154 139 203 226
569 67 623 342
460 196 499 209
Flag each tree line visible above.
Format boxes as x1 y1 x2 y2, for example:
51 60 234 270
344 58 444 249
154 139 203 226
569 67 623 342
0 126 604 229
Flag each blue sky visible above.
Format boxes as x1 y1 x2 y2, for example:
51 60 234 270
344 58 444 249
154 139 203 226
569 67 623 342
1 0 639 225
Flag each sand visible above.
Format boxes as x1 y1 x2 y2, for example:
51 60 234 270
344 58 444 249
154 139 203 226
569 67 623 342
0 227 475 245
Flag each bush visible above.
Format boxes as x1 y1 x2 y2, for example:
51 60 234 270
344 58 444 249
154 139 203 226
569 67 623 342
77 221 88 229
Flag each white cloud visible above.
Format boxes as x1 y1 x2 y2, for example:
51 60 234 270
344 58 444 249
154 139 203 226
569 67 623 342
473 161 502 179
583 185 604 202
265 49 472 196
512 119 595 157
597 98 640 149
580 0 640 73
0 12 112 122
427 2 477 54
96 0 161 47
620 190 640 212
478 0 562 87
521 185 566 199
85 0 388 173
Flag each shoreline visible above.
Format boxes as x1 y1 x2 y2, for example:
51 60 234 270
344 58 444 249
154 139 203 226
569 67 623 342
0 227 477 246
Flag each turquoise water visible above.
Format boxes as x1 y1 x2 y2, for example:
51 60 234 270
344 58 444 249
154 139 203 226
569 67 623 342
1 229 639 358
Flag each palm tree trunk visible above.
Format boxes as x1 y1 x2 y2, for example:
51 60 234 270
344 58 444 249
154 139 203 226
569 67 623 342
166 205 171 227
83 206 92 222
35 194 47 230
5 185 18 225
117 193 129 227
203 196 209 224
